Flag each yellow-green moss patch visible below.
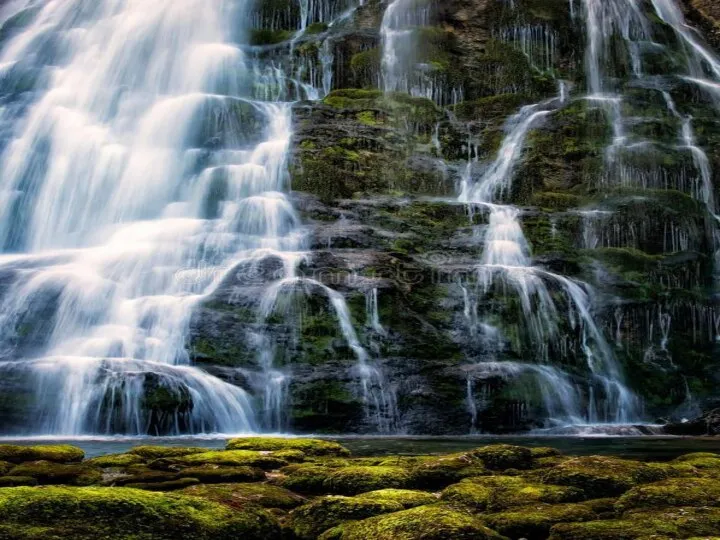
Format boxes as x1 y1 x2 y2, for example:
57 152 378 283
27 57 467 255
226 437 350 456
0 444 84 464
182 482 306 509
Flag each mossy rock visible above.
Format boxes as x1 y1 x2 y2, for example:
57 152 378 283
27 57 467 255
485 503 597 540
129 446 208 459
549 507 720 539
226 437 350 457
616 477 720 512
0 486 280 539
86 453 145 468
441 476 584 512
323 466 412 495
0 444 84 464
542 456 667 498
0 462 10 476
125 477 201 492
112 470 180 486
672 453 720 473
289 495 405 539
271 449 307 463
181 482 306 510
279 465 336 494
355 489 438 508
410 452 488 489
472 445 534 471
0 476 38 487
169 450 287 470
175 465 266 484
9 461 102 486
530 447 564 459
319 504 508 540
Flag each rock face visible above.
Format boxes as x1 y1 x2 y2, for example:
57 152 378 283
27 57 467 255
174 0 720 435
178 0 720 435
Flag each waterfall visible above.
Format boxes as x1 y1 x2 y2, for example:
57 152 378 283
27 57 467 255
0 0 362 435
459 78 640 427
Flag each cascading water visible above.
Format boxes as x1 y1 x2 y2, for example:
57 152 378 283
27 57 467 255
459 87 641 428
0 0 384 435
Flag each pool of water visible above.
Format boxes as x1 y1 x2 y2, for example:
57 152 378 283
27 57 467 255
1 435 718 460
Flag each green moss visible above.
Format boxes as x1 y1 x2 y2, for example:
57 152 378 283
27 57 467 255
181 482 305 509
0 476 38 487
441 476 583 512
324 466 412 495
9 461 102 486
543 456 668 498
279 465 336 494
170 450 288 470
226 437 351 456
0 486 280 539
305 22 328 34
409 452 488 490
124 477 201 492
0 444 84 464
289 495 405 539
485 503 597 540
549 507 720 539
323 89 383 109
355 489 438 508
249 29 293 46
272 449 307 463
0 462 10 476
86 453 145 468
616 477 720 512
129 446 208 459
319 504 507 540
174 465 265 484
472 444 534 471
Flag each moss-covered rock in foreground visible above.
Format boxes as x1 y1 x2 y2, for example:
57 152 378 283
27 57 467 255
549 507 720 539
472 445 534 471
319 505 509 540
542 456 667 498
0 444 84 464
323 466 412 495
484 503 596 540
181 482 306 509
441 476 585 511
226 437 351 457
8 461 101 486
86 453 145 468
0 486 280 539
354 489 437 508
167 450 288 470
615 477 720 512
409 452 488 489
289 495 405 539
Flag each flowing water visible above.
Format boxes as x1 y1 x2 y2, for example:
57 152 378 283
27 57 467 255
0 0 378 435
0 0 717 437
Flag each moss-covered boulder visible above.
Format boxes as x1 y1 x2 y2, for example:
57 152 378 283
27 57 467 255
289 495 405 538
484 503 597 540
0 462 10 476
129 446 208 459
124 477 201 492
616 477 720 512
226 437 350 457
543 457 667 498
319 505 508 540
278 465 336 494
441 476 585 511
181 483 305 510
410 452 488 489
672 453 720 475
355 489 437 508
324 466 412 495
174 465 266 484
86 453 145 468
472 445 534 471
0 476 38 487
0 486 280 539
549 507 720 539
168 450 287 470
9 461 102 486
0 444 84 464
